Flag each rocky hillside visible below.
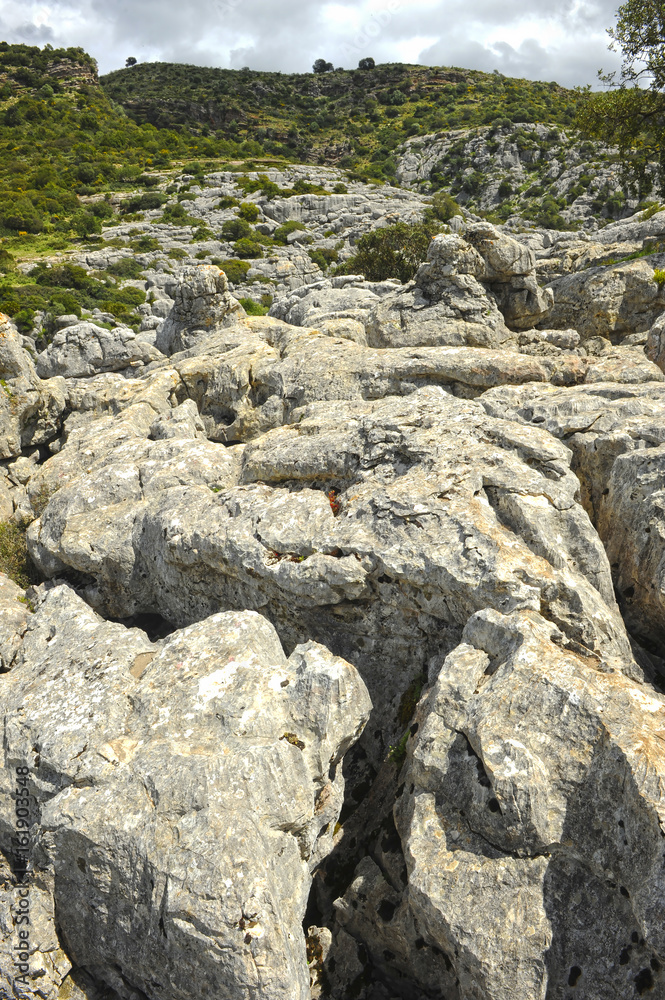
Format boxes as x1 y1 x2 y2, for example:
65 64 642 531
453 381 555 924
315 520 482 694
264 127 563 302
395 122 655 227
1 148 665 999
100 60 583 178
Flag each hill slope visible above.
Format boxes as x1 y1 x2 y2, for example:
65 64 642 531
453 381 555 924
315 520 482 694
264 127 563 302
100 61 584 180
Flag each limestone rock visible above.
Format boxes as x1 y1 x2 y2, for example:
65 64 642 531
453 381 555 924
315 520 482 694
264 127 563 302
0 312 38 384
35 322 163 379
481 381 665 659
545 259 665 341
155 265 246 355
646 310 665 372
371 608 665 1000
0 585 371 1000
0 573 31 671
27 387 636 765
365 227 552 349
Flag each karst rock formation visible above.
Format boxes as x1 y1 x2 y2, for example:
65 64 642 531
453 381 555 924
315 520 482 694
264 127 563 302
2 194 665 1000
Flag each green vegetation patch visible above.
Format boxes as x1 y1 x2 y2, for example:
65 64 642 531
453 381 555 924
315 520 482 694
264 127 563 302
336 220 443 283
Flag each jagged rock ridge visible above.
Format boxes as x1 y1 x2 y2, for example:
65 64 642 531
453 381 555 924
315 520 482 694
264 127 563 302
1 167 665 1000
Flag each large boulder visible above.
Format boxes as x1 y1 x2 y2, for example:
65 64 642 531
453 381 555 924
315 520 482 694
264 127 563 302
544 259 665 341
0 314 66 459
156 265 246 355
464 221 554 330
481 380 665 661
336 608 665 1000
0 585 371 1000
35 322 163 379
365 225 553 349
366 235 515 349
0 312 38 383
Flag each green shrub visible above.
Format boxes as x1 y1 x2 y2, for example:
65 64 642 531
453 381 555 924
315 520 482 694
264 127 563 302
218 258 251 283
498 179 513 198
107 257 145 279
221 217 253 241
238 201 259 222
641 202 665 221
168 247 189 260
0 521 35 589
123 191 168 213
337 221 442 283
307 248 339 271
233 237 263 258
653 268 665 286
72 210 102 237
0 248 16 274
129 235 161 252
428 190 462 222
239 296 269 315
218 196 239 209
273 220 308 244
160 202 198 225
530 195 568 231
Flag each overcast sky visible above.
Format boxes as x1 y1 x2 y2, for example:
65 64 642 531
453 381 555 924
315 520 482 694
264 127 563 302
0 0 623 87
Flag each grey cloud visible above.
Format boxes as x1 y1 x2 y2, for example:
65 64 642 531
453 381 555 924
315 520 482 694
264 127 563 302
11 21 56 43
0 0 625 87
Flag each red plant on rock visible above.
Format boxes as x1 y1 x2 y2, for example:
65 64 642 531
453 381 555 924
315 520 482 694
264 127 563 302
327 489 342 516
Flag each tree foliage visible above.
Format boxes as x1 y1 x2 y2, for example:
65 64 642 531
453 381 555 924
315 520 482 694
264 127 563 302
577 1 665 189
336 221 443 283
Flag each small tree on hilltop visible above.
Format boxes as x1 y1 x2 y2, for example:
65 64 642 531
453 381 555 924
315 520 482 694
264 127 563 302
313 59 334 74
358 57 376 70
125 57 137 67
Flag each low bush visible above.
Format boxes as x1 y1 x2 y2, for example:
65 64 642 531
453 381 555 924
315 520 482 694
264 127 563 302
273 220 308 244
307 248 339 271
427 190 462 223
0 521 35 588
129 235 161 252
233 237 263 258
106 257 145 279
238 201 260 222
239 296 269 315
336 220 442 282
217 258 251 283
220 217 253 241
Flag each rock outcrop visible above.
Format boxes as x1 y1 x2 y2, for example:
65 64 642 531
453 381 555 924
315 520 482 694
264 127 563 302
2 167 665 1000
334 608 665 999
155 265 246 355
35 322 163 378
0 585 370 1000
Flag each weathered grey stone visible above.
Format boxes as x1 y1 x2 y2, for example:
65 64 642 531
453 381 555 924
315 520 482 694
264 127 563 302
0 312 38 384
27 387 637 770
35 322 163 379
155 265 246 355
646 310 665 371
369 608 665 1000
481 381 665 659
0 585 371 1000
0 573 30 671
545 260 665 341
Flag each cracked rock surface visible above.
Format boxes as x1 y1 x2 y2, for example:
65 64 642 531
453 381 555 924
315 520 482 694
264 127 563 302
2 186 665 1000
0 585 370 1000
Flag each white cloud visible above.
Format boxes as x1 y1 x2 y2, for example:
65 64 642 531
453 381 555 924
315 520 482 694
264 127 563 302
0 0 623 87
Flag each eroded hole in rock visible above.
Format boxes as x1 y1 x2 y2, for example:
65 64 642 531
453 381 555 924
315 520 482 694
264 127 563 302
377 899 397 922
111 612 177 642
635 968 654 994
568 966 582 987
